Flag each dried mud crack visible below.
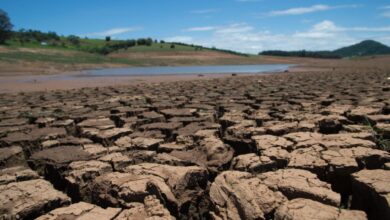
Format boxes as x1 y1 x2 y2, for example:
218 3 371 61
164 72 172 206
0 68 390 220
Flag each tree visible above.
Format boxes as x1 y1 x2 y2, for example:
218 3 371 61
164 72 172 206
145 38 153 46
125 39 136 48
0 9 13 44
137 38 146 45
136 38 153 46
105 36 111 42
170 44 175 49
67 35 80 46
47 31 60 41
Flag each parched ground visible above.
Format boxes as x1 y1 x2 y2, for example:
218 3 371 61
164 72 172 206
0 61 390 219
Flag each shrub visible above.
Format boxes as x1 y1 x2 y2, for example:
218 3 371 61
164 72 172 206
0 9 13 44
67 35 80 46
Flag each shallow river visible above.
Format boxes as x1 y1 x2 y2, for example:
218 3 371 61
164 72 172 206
78 64 292 77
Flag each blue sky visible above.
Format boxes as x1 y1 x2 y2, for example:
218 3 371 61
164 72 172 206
1 0 390 53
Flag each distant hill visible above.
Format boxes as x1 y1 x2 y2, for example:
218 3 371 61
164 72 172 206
333 40 390 57
260 40 390 58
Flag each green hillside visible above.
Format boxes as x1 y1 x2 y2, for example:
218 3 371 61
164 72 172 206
260 40 390 58
5 29 248 57
6 32 198 54
333 40 390 57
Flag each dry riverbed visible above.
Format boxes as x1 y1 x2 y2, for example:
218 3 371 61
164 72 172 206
0 57 390 220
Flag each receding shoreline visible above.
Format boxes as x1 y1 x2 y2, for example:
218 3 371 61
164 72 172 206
0 63 298 93
0 65 341 93
0 55 388 94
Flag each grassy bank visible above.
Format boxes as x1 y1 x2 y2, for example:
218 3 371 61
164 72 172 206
0 50 133 64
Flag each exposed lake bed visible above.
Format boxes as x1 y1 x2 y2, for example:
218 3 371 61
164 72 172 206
2 1 390 219
0 63 294 93
77 64 292 77
1 58 389 219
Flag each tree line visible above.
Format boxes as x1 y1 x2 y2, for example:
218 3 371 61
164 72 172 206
259 50 341 59
170 41 249 57
87 38 153 55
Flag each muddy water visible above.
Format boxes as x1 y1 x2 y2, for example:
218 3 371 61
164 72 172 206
78 64 292 77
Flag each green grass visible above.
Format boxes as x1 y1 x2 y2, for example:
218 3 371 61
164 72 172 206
0 51 138 65
0 50 221 67
124 43 206 52
364 117 390 152
5 38 205 53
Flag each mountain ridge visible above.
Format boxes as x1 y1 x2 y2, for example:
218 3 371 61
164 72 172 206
260 40 390 58
333 40 390 57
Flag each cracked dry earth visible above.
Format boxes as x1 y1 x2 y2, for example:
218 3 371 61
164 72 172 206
0 69 389 220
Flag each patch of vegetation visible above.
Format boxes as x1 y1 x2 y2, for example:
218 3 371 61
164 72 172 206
170 42 249 57
7 29 157 55
0 51 139 65
260 50 341 59
0 9 13 44
364 117 390 152
6 29 251 57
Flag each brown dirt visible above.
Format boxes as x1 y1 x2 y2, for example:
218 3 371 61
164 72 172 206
1 54 390 219
1 55 389 93
109 50 239 60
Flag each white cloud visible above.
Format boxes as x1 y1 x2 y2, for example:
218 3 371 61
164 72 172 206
382 11 390 18
377 36 390 43
294 20 390 40
164 36 194 43
85 27 139 37
380 5 390 17
269 4 329 16
294 20 342 39
347 26 390 32
190 9 218 14
313 20 339 31
297 20 390 34
267 4 359 16
214 23 254 34
184 26 217 32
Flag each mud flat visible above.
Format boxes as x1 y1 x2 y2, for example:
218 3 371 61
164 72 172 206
0 62 390 219
0 63 291 93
